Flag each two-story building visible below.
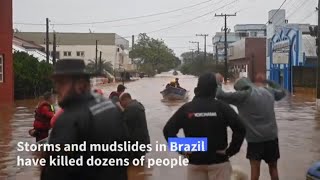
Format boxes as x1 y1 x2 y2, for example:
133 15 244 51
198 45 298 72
14 32 135 72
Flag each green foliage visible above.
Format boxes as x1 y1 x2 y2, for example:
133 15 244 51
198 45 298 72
13 51 53 99
86 59 113 75
179 51 225 76
130 33 181 76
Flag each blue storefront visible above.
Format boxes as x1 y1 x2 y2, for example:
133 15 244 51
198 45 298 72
269 28 302 93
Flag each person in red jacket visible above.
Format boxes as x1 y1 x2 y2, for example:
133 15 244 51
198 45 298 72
33 92 55 142
109 84 126 102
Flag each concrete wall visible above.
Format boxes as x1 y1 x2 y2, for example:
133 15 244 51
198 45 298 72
0 0 14 105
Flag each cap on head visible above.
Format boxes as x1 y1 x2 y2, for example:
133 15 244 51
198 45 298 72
195 72 218 97
51 59 90 78
117 84 126 92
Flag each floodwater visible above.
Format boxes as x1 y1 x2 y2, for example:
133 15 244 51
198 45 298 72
0 71 320 180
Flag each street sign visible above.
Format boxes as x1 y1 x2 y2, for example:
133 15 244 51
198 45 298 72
273 52 289 64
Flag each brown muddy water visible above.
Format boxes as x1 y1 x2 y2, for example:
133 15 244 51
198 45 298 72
0 71 319 180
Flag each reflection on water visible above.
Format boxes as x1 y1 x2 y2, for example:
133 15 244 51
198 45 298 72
0 72 320 180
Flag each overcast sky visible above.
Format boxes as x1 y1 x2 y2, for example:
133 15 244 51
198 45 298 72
13 0 317 56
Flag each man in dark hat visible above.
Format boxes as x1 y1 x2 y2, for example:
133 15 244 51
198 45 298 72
163 72 246 180
41 59 129 180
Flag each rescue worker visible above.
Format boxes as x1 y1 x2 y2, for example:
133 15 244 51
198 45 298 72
33 92 55 142
41 59 129 180
163 72 246 180
174 78 180 88
216 74 286 180
166 81 176 88
119 93 150 179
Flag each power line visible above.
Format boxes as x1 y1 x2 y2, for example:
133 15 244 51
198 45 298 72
286 0 313 20
297 9 317 22
29 0 213 26
146 0 238 34
14 0 218 28
265 0 288 25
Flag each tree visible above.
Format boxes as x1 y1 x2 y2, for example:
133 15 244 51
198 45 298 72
13 51 53 99
86 59 113 75
179 51 224 76
129 33 180 76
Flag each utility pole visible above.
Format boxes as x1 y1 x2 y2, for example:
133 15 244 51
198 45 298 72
95 40 98 73
46 18 50 63
317 0 320 106
190 49 195 62
52 31 56 65
215 44 218 65
189 41 200 55
196 34 209 61
132 35 135 49
215 13 236 82
99 51 102 75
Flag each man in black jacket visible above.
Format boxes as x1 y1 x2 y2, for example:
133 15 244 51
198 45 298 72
119 93 150 157
119 93 151 179
163 72 246 180
41 59 129 180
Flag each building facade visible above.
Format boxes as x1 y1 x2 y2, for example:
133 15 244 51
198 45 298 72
228 37 266 81
266 9 317 93
14 32 135 71
0 0 14 105
269 27 316 93
212 24 266 62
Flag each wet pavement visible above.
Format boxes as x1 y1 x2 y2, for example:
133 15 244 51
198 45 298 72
0 71 319 180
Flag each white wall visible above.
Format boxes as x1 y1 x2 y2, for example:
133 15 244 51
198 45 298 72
44 44 132 70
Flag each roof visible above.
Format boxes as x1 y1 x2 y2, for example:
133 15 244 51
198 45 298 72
234 24 267 30
13 44 53 63
14 32 128 46
13 36 44 50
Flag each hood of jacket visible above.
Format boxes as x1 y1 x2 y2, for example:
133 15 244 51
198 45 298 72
234 77 254 91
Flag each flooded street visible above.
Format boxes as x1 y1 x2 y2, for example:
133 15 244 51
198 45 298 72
1 72 320 180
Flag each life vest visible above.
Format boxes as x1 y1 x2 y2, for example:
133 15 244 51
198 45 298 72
34 101 55 131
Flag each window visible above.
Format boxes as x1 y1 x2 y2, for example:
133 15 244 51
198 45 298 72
63 51 72 57
0 55 3 83
76 51 85 57
250 32 258 37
